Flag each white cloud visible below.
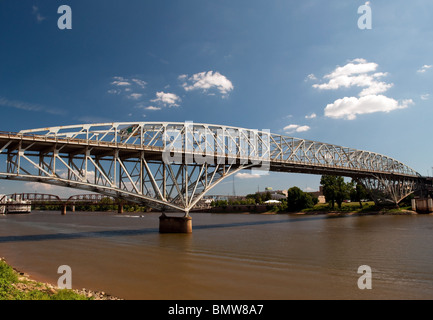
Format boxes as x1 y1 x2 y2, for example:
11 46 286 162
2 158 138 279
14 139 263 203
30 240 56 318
151 91 181 107
313 59 414 120
358 79 393 96
305 74 317 81
324 95 413 120
132 79 147 88
32 6 46 23
421 94 430 100
296 126 311 132
0 96 64 115
127 93 143 100
180 71 234 97
235 173 262 179
283 124 311 133
22 182 81 198
312 59 392 96
303 187 317 192
144 106 161 111
305 113 317 119
109 76 147 97
417 65 432 73
111 80 131 87
25 182 56 192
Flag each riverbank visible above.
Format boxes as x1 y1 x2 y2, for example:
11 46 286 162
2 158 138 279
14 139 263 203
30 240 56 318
208 209 419 216
294 209 418 216
205 201 421 216
0 257 122 300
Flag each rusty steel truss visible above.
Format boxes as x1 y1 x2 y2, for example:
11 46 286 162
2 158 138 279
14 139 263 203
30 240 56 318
0 122 422 214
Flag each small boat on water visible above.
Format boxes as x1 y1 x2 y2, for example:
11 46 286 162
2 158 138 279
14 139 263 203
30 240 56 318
0 194 32 214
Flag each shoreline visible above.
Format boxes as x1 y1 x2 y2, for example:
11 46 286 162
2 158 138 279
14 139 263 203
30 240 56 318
0 257 122 300
205 209 420 216
292 209 419 216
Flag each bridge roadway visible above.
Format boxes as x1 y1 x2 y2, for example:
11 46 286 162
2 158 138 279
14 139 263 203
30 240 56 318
0 122 427 231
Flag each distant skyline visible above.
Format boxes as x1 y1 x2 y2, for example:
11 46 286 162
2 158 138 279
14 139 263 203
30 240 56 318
1 1 432 197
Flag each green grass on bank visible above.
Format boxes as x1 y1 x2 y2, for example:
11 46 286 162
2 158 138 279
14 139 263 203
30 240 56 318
300 201 412 214
0 259 90 300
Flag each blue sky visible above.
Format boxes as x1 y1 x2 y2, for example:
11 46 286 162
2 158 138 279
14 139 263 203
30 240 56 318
0 0 432 197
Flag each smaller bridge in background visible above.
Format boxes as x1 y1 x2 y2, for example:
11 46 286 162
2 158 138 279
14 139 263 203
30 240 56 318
1 193 125 214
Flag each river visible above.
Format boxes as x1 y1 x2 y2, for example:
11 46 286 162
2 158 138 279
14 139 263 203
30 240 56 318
0 211 432 300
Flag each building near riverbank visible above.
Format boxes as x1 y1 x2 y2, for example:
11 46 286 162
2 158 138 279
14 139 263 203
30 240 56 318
307 187 326 204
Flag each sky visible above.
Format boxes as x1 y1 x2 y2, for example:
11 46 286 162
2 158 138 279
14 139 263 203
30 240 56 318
0 0 432 197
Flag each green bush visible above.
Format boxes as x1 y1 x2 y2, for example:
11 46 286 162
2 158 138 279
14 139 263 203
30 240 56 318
286 187 315 211
0 260 18 283
0 260 91 300
51 289 90 300
0 278 19 300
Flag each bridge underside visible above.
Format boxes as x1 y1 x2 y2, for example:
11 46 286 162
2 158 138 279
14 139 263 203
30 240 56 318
359 175 418 205
270 164 421 206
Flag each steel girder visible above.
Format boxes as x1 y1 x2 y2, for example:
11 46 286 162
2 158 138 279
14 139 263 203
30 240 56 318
0 121 422 212
358 175 418 205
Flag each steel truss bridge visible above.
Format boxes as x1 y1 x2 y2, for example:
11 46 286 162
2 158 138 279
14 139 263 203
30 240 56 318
1 193 115 206
0 122 427 215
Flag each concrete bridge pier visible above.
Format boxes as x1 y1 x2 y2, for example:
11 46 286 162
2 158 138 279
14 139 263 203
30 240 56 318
412 197 433 213
61 204 75 214
159 213 192 233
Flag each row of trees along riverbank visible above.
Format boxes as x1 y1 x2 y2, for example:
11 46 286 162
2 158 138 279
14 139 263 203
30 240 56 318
210 175 414 213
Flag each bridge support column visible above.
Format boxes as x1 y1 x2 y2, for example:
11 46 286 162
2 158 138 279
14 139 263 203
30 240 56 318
71 205 75 212
159 213 192 233
61 204 67 215
412 197 433 213
118 204 123 214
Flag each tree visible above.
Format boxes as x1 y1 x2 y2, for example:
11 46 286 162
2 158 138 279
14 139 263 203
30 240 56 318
320 175 352 209
246 192 272 204
320 175 337 209
286 186 315 211
350 181 369 208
